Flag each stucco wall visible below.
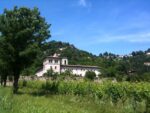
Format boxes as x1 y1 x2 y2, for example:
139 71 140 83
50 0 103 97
61 67 100 77
36 57 100 77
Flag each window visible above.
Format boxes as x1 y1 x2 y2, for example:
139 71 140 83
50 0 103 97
49 60 52 63
55 66 57 69
55 60 58 64
64 60 66 65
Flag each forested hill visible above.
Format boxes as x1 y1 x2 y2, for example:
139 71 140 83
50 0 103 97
25 40 150 81
43 40 98 65
25 40 100 75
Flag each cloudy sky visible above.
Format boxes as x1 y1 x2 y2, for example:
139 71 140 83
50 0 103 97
0 0 150 55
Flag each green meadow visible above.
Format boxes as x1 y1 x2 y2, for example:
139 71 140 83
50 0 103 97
0 80 150 113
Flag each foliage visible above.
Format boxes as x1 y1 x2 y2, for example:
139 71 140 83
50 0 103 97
0 6 50 93
43 69 58 80
140 72 150 82
59 70 75 80
18 80 150 113
1 86 146 113
42 40 98 66
84 71 96 80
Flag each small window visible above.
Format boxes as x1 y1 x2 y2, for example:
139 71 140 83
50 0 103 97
55 66 57 69
55 60 58 64
64 60 67 65
49 60 52 63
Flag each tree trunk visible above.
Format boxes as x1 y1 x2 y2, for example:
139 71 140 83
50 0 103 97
0 75 7 87
0 76 2 86
13 73 19 94
3 75 7 87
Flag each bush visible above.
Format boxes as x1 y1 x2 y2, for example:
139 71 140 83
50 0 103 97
59 70 75 80
115 74 126 82
44 69 58 80
22 80 27 87
140 72 150 82
84 71 96 80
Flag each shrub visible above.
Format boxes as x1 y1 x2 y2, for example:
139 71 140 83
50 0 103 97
22 80 27 87
59 70 75 80
84 71 96 81
140 72 150 82
115 74 126 82
44 69 58 80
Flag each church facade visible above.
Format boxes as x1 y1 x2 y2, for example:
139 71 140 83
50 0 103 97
36 55 100 77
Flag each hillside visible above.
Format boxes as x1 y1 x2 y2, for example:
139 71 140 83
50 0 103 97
43 40 99 65
23 40 150 81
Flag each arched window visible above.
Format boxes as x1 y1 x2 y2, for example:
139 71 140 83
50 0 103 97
64 60 67 65
55 66 57 69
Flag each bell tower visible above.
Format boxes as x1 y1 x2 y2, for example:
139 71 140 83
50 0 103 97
61 58 68 65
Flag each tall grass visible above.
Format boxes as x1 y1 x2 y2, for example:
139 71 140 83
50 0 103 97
18 80 150 113
0 86 144 113
0 80 149 113
0 87 13 113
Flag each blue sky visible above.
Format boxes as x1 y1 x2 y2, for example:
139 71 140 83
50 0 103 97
0 0 150 55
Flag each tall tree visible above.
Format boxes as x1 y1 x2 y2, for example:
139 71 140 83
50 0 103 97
0 7 50 93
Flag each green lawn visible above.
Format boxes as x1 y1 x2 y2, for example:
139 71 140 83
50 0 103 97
0 86 145 113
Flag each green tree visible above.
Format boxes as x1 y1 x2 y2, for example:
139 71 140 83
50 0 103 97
0 7 50 93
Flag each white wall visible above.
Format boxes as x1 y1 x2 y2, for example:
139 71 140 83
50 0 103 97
36 69 44 77
36 57 100 77
61 67 100 77
44 59 61 74
36 58 61 76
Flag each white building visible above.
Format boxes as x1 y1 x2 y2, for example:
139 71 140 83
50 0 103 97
36 55 100 77
144 62 150 66
146 52 150 56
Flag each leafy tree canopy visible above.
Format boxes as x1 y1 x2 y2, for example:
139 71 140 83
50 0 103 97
0 6 50 93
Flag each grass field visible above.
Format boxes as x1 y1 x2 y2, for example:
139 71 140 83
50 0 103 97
0 81 149 113
0 87 104 113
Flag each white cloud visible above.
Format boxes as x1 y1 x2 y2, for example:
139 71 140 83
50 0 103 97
78 0 87 7
90 32 150 44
